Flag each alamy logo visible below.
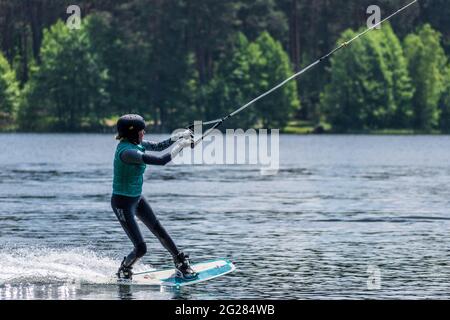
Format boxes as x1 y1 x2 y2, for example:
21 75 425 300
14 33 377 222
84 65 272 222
116 209 126 222
171 122 280 175
367 265 382 290
66 5 81 30
367 5 381 29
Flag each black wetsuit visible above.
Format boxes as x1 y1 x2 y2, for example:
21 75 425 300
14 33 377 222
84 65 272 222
111 194 179 268
111 138 180 269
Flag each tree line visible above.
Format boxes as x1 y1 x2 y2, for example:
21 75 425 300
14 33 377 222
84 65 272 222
0 0 449 133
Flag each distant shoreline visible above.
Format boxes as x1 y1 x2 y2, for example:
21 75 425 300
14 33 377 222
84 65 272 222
0 130 448 136
283 129 448 136
1 120 448 135
283 123 447 135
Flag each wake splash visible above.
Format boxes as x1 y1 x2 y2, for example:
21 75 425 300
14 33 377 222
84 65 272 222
0 246 154 286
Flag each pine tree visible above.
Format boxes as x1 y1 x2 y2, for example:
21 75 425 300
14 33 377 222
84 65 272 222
404 24 447 132
207 33 262 129
439 67 450 133
321 24 413 132
19 19 109 131
253 31 299 128
207 32 298 129
0 51 20 130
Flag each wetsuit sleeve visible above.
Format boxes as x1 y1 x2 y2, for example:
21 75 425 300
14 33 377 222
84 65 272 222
120 149 172 166
141 138 175 152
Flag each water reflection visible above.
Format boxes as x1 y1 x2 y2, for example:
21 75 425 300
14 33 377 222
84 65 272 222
114 284 192 300
0 283 79 300
117 284 133 300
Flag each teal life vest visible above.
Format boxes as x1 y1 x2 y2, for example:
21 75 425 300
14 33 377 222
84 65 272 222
113 140 146 197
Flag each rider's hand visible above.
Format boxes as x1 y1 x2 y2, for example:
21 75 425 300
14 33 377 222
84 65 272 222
170 138 193 158
172 129 194 141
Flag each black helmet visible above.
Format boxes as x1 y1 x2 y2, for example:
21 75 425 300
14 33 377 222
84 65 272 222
116 114 146 144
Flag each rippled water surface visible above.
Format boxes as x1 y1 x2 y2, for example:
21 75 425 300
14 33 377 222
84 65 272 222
0 133 449 300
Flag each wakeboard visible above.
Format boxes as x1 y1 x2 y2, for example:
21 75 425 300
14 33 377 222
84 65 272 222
116 259 236 287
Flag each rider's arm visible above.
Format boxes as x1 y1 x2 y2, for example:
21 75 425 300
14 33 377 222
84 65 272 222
120 139 191 166
120 149 172 166
141 138 174 152
141 130 193 152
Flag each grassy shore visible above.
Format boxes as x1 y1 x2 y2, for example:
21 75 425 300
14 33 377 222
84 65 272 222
1 119 447 135
282 121 446 135
283 120 325 134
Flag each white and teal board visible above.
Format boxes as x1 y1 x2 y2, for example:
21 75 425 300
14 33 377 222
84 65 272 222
117 259 236 287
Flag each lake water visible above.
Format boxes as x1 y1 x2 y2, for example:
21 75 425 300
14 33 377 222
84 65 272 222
0 133 449 300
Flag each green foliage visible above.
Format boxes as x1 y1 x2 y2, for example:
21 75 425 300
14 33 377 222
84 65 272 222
416 0 450 54
380 24 415 128
1 2 450 133
84 12 151 118
321 24 413 132
184 0 241 85
146 0 201 132
404 24 448 132
253 32 299 128
238 0 288 42
19 19 109 131
439 67 450 133
0 52 20 129
208 32 297 129
321 29 370 132
207 33 262 129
